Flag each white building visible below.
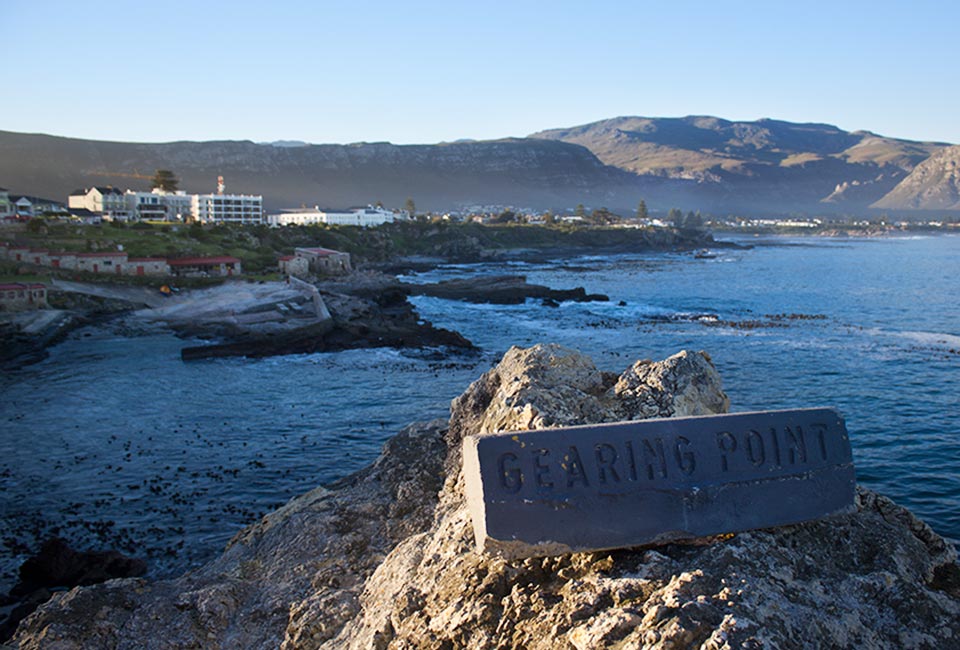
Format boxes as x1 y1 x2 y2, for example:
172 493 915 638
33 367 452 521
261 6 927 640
10 195 67 218
68 187 132 221
125 189 193 222
267 205 401 227
192 193 263 224
69 178 263 224
0 188 13 220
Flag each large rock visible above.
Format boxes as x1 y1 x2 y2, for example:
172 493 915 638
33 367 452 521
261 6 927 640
12 345 960 649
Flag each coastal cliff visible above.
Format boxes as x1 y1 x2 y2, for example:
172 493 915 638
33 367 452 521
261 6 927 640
12 345 960 648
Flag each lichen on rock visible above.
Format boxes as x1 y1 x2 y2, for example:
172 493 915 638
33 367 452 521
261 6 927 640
12 344 960 649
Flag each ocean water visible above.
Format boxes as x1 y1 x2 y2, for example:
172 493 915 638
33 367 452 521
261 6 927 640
1 234 958 590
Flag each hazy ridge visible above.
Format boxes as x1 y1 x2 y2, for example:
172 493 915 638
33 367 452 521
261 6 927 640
1 116 957 215
531 116 951 212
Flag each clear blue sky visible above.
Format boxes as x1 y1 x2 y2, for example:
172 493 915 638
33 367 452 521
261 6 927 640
2 0 957 145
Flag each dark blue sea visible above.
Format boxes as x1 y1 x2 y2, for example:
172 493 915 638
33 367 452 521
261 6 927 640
2 234 958 589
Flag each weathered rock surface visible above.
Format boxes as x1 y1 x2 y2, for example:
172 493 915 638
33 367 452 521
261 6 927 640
13 344 960 649
0 538 146 642
175 279 475 360
873 143 960 210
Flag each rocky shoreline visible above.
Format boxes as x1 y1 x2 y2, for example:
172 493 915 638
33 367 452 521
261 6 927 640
0 289 140 370
0 223 737 367
9 344 959 648
176 272 616 360
1 266 617 365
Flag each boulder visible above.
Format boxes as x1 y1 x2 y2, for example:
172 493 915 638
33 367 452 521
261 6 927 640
12 345 960 649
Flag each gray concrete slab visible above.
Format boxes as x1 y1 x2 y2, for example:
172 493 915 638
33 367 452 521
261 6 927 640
51 278 168 308
463 408 856 559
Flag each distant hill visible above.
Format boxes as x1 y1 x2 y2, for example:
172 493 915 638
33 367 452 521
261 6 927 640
0 131 666 213
872 144 960 210
530 116 949 211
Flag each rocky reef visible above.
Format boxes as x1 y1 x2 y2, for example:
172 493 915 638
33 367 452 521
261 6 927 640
12 345 960 648
403 275 609 306
147 277 475 361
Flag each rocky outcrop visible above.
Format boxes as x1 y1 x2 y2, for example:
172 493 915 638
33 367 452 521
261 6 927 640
0 538 146 642
174 280 475 360
0 283 142 369
13 345 960 649
873 144 960 210
0 311 80 370
404 275 609 305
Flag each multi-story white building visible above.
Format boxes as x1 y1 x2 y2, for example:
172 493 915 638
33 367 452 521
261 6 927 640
69 179 263 224
0 188 13 220
192 193 263 224
125 189 193 221
266 205 401 227
68 186 132 221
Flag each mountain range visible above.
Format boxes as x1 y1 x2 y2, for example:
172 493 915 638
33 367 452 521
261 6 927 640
530 116 951 214
1 116 957 216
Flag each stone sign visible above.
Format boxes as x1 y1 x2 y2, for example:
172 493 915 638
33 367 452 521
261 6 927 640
463 408 856 559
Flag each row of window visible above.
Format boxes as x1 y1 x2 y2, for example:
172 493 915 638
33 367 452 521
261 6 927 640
4 290 45 299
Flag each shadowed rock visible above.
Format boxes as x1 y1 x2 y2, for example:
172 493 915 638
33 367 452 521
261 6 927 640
405 275 609 305
0 538 145 643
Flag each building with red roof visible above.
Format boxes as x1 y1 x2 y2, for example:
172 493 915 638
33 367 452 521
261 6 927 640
167 256 242 277
123 258 170 276
76 251 127 274
0 283 48 311
292 247 351 275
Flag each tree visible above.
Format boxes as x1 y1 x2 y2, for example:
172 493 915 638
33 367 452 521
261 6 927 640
151 169 179 192
590 207 614 225
405 197 416 218
636 200 649 220
26 217 47 234
575 203 586 218
492 210 516 224
667 208 683 227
